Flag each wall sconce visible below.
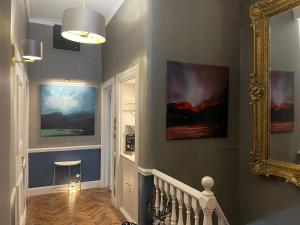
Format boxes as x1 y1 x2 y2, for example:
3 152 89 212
12 39 43 63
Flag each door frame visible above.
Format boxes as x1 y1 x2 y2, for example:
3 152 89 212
11 46 29 225
101 78 116 191
115 65 140 222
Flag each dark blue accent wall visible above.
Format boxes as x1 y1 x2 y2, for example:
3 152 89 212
138 174 154 225
29 148 100 188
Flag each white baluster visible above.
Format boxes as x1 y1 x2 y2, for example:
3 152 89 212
159 179 165 225
170 185 177 225
184 193 191 225
192 198 200 225
164 182 171 225
199 177 217 225
159 179 165 211
154 176 160 216
177 190 184 225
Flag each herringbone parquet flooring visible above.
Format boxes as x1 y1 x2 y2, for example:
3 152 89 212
26 188 125 225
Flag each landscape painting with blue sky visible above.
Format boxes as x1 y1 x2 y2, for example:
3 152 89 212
40 84 97 137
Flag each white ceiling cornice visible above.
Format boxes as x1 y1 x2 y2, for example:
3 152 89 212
25 0 125 26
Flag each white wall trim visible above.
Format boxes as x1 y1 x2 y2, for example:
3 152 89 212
20 207 26 225
111 196 120 209
26 0 124 27
120 207 137 224
28 180 103 197
28 145 101 153
137 167 153 176
101 77 116 189
106 0 125 25
10 187 17 207
29 17 61 26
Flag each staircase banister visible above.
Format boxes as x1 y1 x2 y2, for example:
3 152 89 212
138 167 230 225
215 203 230 225
151 169 202 199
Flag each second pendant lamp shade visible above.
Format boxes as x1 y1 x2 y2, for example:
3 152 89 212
61 8 106 44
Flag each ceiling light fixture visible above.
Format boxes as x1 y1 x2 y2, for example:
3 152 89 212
61 0 106 44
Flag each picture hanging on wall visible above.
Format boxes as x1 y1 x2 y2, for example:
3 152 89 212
40 84 97 137
271 70 295 133
166 61 229 140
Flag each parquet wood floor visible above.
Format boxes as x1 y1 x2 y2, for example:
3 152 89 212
26 188 125 225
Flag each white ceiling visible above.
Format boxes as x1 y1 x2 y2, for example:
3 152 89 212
26 0 125 26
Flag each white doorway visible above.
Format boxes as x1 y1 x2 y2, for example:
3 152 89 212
101 65 140 223
12 47 29 225
101 78 116 199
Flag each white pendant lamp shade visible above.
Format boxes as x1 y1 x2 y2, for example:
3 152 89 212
22 39 43 61
61 8 106 44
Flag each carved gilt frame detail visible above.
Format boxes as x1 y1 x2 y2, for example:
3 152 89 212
250 0 300 186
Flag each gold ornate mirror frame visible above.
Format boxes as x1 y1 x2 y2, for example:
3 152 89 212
250 0 300 186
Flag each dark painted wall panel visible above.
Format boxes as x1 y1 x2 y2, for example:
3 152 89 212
138 174 154 225
29 149 101 188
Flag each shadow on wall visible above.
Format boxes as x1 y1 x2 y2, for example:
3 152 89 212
246 203 300 225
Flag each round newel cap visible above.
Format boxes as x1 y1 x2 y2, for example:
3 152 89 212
201 176 214 191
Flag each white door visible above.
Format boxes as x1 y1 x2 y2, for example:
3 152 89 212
13 62 28 225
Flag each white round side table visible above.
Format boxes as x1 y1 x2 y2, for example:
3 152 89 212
53 160 82 193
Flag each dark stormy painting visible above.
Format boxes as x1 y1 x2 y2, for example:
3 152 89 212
41 84 97 137
271 71 294 133
167 61 229 140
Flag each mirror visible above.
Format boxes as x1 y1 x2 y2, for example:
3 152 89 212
270 7 300 164
250 0 300 186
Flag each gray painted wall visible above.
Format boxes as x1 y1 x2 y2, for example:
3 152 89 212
28 23 102 149
146 1 240 224
11 0 28 51
102 0 151 166
104 1 300 224
239 1 300 224
103 0 240 224
0 0 12 223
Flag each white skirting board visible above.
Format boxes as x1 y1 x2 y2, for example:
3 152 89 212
120 207 137 224
28 180 104 197
20 207 26 225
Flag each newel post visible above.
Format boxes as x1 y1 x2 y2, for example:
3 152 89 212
199 177 217 225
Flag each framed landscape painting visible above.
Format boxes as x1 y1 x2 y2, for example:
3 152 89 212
40 84 97 137
166 61 229 140
271 71 295 133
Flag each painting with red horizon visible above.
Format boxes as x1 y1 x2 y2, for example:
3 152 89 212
271 71 295 133
166 61 229 140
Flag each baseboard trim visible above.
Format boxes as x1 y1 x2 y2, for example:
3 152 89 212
111 196 120 209
20 207 26 225
28 180 104 197
120 207 137 224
